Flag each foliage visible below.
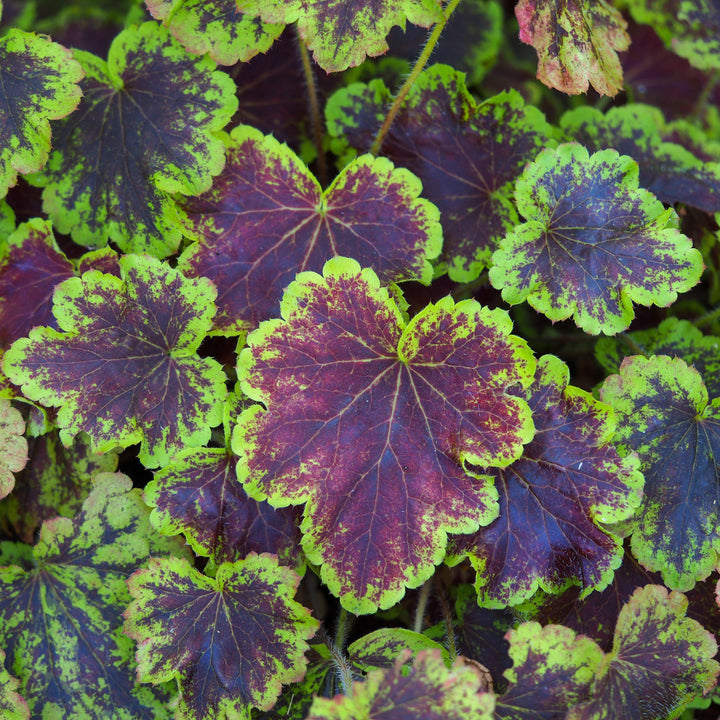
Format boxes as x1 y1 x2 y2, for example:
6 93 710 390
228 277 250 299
1 1 720 719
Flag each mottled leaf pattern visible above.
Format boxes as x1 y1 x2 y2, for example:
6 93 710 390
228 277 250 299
3 255 227 468
234 257 535 613
0 649 28 720
489 144 703 334
124 554 319 719
0 398 26 500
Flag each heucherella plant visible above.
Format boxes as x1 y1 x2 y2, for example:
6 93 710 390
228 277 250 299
2 1 720 718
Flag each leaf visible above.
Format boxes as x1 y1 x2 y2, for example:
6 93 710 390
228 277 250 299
29 21 238 257
348 628 451 671
178 125 441 337
3 254 227 468
0 649 28 720
233 256 536 613
0 29 83 198
236 0 443 72
0 398 26 500
326 66 556 282
0 472 188 719
515 0 629 96
124 553 319 719
146 0 284 65
600 355 720 590
561 104 720 213
0 200 14 238
495 622 602 719
449 355 642 608
489 144 703 335
306 649 495 720
567 585 720 720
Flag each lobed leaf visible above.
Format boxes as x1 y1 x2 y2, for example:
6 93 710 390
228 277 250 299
489 144 703 335
234 257 536 613
3 254 227 468
124 553 319 719
0 398 26 500
0 649 28 720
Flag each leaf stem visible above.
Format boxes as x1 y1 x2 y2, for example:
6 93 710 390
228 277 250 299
370 0 463 157
330 607 354 695
692 303 720 329
413 579 433 633
334 606 352 651
618 332 646 356
435 575 457 662
692 69 720 119
297 32 328 186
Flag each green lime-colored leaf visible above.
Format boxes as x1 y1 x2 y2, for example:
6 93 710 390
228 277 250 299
146 0 284 65
124 553 319 719
0 398 26 500
3 255 227 468
0 649 28 720
0 472 188 719
178 124 441 337
234 257 536 613
567 585 720 720
489 144 703 335
306 649 494 719
29 21 238 256
236 0 443 72
0 200 15 237
600 355 720 590
449 355 642 608
0 29 83 198
515 0 629 95
348 628 451 671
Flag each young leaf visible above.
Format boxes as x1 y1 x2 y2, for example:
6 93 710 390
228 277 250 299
29 21 238 257
178 125 441 336
124 553 319 719
306 649 495 720
567 585 720 719
449 355 642 608
489 144 703 335
600 355 720 590
0 398 26 500
146 0 284 65
326 66 556 282
236 0 443 72
234 256 535 613
0 649 28 720
0 29 83 198
3 255 227 468
348 628 451 671
0 473 188 719
515 0 629 96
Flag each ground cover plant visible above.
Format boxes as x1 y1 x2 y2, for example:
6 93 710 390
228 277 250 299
3 0 720 718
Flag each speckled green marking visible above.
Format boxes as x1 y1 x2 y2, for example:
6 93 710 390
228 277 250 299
0 398 26 501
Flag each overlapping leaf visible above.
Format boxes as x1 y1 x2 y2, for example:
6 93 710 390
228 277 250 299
0 398 26 499
306 649 494 720
489 144 703 335
3 254 227 468
561 104 720 213
236 0 443 72
178 124 441 336
0 28 83 198
146 0 284 65
326 65 556 281
515 0 629 96
234 256 536 613
0 473 187 719
124 553 319 720
600 355 720 590
29 21 238 256
0 649 28 720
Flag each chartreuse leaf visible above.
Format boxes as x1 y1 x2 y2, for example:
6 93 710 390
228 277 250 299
178 124 441 336
0 649 28 720
234 257 536 613
306 649 494 720
600 355 720 590
0 201 14 238
0 28 83 198
515 0 629 95
29 21 238 257
146 0 284 65
326 65 556 282
0 398 26 500
124 553 319 720
3 255 226 468
567 585 720 719
561 104 720 213
489 144 703 335
348 628 451 671
236 0 442 72
0 473 188 719
449 355 642 608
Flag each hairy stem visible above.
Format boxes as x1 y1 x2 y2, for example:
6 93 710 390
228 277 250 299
413 579 433 633
618 332 647 356
435 575 457 662
693 303 720 329
297 33 327 186
370 0 463 156
693 69 720 119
